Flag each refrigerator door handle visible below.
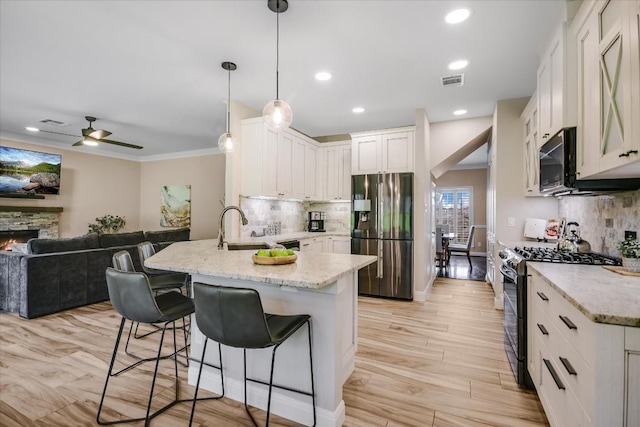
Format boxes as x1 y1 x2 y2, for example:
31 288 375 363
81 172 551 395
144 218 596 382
377 176 384 239
377 242 383 278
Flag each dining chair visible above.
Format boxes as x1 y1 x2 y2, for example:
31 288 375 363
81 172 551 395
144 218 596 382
448 225 475 268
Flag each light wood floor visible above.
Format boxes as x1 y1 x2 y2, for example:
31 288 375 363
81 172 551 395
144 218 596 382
0 278 548 426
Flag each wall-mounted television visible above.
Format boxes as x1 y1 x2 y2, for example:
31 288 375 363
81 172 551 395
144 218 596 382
0 146 62 196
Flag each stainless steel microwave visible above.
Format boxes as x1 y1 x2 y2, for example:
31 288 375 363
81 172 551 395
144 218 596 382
539 127 640 195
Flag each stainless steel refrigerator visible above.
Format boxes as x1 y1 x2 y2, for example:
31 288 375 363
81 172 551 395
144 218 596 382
351 173 413 300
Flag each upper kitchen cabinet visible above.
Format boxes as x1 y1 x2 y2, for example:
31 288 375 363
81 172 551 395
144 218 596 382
323 141 351 201
351 127 415 175
241 118 320 199
573 0 640 179
521 93 542 196
537 22 577 144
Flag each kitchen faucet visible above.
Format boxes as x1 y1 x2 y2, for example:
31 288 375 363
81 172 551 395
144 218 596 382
218 206 248 249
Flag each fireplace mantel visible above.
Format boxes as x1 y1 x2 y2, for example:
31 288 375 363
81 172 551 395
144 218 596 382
0 206 63 213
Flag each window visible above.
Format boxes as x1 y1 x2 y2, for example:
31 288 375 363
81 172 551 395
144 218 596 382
435 187 473 245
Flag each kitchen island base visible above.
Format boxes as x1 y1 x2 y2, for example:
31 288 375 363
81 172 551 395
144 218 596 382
188 272 358 427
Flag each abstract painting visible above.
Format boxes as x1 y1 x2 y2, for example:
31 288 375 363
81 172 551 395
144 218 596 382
160 185 191 227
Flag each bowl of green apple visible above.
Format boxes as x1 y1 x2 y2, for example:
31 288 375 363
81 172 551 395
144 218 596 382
252 248 297 265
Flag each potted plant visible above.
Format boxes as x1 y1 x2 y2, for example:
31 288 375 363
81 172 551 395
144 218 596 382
616 238 640 272
88 215 126 234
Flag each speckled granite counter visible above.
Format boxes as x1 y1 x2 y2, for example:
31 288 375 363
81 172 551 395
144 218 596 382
146 238 374 289
527 262 640 327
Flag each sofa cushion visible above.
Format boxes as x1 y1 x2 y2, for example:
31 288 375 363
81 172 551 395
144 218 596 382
27 233 100 255
98 231 145 248
144 227 190 244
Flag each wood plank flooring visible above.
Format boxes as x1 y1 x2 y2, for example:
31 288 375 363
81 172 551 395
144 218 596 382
0 278 548 426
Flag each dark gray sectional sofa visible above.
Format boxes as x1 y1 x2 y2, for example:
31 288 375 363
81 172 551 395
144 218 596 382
0 227 190 319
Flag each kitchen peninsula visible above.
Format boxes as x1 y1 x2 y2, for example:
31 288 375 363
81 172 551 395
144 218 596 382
145 239 376 427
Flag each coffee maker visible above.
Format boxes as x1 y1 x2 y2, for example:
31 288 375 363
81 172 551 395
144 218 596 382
308 211 326 232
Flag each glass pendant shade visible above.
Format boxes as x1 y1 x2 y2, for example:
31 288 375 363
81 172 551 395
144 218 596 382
263 99 293 129
217 132 235 153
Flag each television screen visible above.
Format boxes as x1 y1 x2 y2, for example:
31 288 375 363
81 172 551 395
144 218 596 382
0 146 62 195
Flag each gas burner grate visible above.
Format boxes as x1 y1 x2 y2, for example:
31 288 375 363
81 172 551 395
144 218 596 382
514 247 621 266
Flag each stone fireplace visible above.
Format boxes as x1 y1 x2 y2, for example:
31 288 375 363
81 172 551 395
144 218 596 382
0 206 63 246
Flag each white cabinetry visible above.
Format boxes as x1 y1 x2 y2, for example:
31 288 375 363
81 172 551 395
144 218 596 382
521 93 541 196
573 0 640 179
528 270 626 426
327 236 351 254
241 118 321 199
324 141 351 201
351 127 415 175
299 236 326 253
537 22 576 145
626 327 640 427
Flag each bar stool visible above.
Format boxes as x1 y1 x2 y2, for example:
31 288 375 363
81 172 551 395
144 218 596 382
137 241 190 296
111 250 190 361
189 283 316 427
97 267 194 426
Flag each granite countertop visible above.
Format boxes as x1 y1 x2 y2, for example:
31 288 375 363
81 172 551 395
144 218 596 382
230 231 350 245
527 262 640 327
146 239 375 290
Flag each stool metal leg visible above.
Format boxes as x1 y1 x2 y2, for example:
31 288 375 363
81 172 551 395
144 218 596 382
97 319 186 426
188 338 225 427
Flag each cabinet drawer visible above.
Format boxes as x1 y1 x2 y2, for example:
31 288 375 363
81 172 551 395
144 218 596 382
544 310 594 414
530 274 553 315
547 289 597 370
538 354 590 427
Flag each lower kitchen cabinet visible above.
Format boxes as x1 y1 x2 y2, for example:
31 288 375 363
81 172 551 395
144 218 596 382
528 270 632 426
300 235 351 254
299 236 326 253
626 328 640 427
327 236 351 254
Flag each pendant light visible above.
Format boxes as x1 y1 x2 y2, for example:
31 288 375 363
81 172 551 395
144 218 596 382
218 61 237 153
263 0 293 129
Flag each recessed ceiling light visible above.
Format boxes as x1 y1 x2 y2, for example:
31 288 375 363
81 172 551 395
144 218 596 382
25 126 39 132
453 109 467 116
448 60 469 70
315 71 332 81
445 8 471 24
352 107 365 113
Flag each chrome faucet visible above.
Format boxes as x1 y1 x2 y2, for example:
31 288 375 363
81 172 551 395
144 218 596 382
218 205 248 249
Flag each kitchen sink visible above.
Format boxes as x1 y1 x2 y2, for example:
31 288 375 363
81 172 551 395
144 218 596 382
226 243 270 251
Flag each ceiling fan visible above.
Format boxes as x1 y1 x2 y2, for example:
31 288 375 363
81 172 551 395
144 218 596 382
37 116 143 150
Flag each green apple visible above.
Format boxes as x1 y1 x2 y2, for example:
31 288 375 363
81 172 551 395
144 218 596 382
286 249 295 255
270 248 289 257
256 249 271 257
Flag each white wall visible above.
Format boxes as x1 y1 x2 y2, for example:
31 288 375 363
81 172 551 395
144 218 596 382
430 116 493 175
414 108 434 301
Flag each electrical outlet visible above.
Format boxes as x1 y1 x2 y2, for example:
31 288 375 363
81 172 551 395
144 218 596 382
625 230 637 240
477 241 482 247
508 217 515 227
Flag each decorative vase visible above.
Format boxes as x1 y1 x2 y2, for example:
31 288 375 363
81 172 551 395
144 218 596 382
622 257 640 273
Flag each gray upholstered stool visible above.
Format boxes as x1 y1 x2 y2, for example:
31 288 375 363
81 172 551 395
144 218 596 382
189 282 316 427
97 267 194 426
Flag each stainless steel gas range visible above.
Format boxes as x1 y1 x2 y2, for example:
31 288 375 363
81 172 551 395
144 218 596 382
498 246 621 390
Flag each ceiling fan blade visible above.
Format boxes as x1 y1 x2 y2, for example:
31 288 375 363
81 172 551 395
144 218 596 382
100 138 144 150
88 129 112 139
72 140 84 146
39 129 80 138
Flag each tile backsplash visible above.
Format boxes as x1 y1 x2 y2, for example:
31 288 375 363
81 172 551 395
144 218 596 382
558 189 640 257
239 197 351 237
